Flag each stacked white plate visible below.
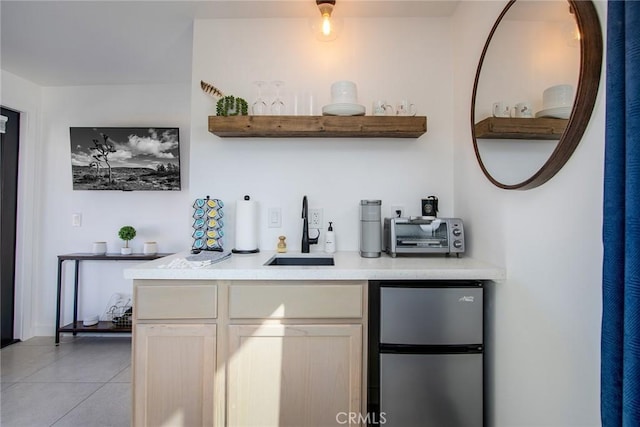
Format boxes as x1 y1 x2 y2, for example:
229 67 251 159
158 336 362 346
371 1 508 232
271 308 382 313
535 106 571 119
322 103 366 116
331 81 357 103
535 84 574 119
323 80 366 116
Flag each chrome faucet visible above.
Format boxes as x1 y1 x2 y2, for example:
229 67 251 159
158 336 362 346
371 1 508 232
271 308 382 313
301 195 319 253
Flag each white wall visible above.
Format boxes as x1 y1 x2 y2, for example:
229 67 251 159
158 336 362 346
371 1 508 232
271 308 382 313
189 17 454 252
8 14 458 343
32 83 191 335
453 1 605 425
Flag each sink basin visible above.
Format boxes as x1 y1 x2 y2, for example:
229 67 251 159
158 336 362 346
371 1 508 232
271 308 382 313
265 255 335 266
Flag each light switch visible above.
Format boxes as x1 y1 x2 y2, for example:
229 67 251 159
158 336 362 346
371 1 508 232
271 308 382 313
72 213 82 227
268 208 281 228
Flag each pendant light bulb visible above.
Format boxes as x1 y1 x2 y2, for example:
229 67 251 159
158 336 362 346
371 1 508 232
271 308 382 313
312 0 341 41
322 13 332 36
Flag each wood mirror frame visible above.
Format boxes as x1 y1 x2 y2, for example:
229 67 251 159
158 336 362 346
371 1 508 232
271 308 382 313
470 0 603 190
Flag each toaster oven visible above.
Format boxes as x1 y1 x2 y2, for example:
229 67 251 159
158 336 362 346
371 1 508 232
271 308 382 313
383 217 465 257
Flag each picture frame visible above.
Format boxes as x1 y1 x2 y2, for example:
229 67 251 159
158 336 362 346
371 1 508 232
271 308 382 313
69 127 181 191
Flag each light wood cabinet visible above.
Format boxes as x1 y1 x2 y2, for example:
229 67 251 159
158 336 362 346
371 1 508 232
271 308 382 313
226 281 365 426
132 279 366 427
228 281 363 319
227 324 362 427
133 281 219 427
133 323 216 427
136 284 217 319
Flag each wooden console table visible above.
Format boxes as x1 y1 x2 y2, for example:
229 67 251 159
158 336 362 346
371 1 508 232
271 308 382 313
55 252 171 344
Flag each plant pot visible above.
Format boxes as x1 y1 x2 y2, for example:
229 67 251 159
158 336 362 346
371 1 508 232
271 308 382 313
92 242 107 255
121 247 133 255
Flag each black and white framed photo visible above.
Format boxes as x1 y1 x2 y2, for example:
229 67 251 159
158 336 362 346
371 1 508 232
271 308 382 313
69 127 181 191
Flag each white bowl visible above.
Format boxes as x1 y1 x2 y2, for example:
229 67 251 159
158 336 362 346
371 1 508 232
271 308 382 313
331 80 358 104
83 315 99 327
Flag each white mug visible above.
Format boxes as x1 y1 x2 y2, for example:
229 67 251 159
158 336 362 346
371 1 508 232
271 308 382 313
92 242 107 255
513 102 533 118
492 102 510 118
396 100 417 116
372 100 393 116
143 242 158 255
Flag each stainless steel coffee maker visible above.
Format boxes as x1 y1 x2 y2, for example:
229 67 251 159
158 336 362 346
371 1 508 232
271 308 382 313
360 200 382 258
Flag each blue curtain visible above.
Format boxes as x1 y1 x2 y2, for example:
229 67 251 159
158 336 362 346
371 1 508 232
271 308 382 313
602 0 640 425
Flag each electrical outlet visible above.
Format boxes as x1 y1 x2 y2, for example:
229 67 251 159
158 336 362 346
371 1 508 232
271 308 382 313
309 208 323 229
391 205 404 218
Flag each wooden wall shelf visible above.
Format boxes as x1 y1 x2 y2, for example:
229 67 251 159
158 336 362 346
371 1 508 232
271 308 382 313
208 115 427 138
474 117 568 140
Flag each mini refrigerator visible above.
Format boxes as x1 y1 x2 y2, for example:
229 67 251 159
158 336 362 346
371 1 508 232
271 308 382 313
368 281 484 427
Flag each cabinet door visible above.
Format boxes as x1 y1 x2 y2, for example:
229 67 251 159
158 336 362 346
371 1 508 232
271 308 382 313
227 324 362 427
133 324 216 427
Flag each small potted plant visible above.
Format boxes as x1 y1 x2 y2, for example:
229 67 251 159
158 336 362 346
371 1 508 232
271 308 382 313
118 225 136 255
216 95 248 116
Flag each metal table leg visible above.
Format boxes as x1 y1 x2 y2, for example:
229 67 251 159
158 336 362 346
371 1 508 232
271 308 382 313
73 260 79 335
55 258 63 344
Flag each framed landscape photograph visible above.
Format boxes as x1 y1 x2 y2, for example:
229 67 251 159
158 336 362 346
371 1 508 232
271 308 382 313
70 127 181 191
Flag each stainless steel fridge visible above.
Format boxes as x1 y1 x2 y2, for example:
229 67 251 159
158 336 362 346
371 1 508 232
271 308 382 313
368 281 484 427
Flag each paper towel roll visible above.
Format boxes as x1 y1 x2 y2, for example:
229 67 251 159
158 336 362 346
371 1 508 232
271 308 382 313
233 196 259 253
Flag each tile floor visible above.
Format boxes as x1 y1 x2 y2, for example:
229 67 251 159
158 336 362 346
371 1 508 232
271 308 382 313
0 336 131 426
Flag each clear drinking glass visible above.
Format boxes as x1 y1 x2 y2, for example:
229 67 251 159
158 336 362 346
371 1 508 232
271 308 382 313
270 81 285 115
251 81 268 115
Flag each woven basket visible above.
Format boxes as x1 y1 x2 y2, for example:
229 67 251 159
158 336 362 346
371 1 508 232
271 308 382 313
102 293 132 327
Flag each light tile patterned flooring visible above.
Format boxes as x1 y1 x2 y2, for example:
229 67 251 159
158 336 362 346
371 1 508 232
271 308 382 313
1 336 131 426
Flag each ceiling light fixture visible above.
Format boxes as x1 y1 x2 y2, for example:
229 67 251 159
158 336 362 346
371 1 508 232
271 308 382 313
312 0 342 41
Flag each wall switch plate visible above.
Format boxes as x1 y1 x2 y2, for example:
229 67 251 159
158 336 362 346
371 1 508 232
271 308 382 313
268 207 281 228
72 213 82 227
309 208 323 229
391 205 404 218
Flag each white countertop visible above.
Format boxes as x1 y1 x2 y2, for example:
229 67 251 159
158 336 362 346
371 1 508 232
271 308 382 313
124 251 505 281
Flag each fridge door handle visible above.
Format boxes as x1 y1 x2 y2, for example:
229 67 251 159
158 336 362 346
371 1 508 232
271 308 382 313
380 343 483 354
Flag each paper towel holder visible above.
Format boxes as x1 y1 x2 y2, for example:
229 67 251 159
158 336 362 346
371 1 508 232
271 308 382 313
232 195 260 254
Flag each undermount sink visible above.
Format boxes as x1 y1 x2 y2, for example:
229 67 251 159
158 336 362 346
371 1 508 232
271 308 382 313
265 255 335 266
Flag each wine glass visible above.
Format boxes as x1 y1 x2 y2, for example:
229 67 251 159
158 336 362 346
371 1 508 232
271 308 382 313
251 81 268 115
270 81 285 115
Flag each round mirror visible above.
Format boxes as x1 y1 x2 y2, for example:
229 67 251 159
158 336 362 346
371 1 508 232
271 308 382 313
471 0 602 190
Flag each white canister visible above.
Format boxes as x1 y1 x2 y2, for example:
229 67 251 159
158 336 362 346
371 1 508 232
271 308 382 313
92 242 107 255
143 242 158 255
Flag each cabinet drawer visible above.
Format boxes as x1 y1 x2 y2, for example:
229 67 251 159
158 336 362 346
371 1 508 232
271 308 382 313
229 282 363 319
136 285 217 319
